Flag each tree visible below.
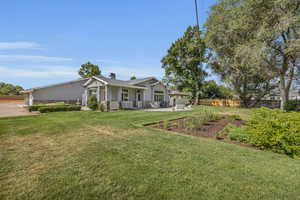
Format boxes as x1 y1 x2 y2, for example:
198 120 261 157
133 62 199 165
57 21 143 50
130 76 137 80
161 26 208 104
200 80 233 99
205 0 288 107
78 62 101 78
0 82 24 95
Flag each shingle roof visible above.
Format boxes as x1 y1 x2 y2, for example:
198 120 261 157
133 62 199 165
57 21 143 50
93 75 149 89
126 77 157 85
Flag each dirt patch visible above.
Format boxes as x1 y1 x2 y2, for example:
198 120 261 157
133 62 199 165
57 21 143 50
148 118 243 138
145 116 256 150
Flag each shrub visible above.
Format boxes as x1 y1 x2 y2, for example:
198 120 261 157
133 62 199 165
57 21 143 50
29 105 43 112
163 120 170 129
245 108 300 157
87 95 98 110
29 102 66 112
99 103 106 112
38 105 81 113
284 100 300 111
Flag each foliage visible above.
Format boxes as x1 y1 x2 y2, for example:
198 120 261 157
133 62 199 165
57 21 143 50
200 80 234 99
38 105 81 113
284 100 300 111
130 76 137 80
245 108 300 157
227 115 242 121
78 62 101 78
87 95 98 110
229 126 250 143
163 120 170 129
205 0 300 109
0 82 24 96
162 26 208 104
29 102 66 112
99 103 107 112
28 104 46 112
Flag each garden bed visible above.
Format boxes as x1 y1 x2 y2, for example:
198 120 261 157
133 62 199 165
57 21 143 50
146 115 249 146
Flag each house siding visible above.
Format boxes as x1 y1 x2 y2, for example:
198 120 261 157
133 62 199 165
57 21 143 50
31 79 86 104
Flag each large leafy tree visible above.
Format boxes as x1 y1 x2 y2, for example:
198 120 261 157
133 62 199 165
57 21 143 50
200 80 233 99
0 82 24 95
78 62 101 78
205 0 300 109
130 76 137 80
161 26 208 104
205 0 277 107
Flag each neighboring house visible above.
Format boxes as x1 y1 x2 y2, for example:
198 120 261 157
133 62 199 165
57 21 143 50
22 73 169 109
264 78 300 101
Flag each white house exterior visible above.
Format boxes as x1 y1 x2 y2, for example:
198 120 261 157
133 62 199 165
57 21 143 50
22 74 170 109
82 75 169 109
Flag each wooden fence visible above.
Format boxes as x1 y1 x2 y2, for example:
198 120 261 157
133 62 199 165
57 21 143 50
199 99 240 107
0 95 24 102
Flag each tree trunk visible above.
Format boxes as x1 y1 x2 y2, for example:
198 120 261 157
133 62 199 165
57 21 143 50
279 74 288 110
194 85 199 105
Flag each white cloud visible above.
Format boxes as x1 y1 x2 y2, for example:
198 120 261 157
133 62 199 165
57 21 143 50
0 55 72 62
0 66 77 78
0 42 40 50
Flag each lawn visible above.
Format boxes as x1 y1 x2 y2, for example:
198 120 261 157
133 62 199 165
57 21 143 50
0 106 300 200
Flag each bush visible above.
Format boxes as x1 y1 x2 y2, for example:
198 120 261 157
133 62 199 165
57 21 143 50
29 105 44 112
245 108 300 157
29 102 66 112
87 95 98 110
284 100 300 111
38 105 81 113
99 103 107 112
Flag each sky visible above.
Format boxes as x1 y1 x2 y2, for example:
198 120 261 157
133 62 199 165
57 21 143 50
1 0 218 89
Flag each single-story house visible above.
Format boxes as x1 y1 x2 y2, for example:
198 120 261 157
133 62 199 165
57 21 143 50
22 73 170 109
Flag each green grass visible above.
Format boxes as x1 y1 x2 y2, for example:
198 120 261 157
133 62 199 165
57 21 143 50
0 106 300 200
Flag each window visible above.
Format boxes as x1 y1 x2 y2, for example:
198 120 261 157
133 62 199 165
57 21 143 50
122 89 129 101
154 91 164 102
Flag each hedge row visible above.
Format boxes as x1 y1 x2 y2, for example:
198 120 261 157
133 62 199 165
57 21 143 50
29 105 81 113
29 105 45 112
231 108 300 157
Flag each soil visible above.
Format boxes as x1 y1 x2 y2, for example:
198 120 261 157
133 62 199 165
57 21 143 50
145 117 258 149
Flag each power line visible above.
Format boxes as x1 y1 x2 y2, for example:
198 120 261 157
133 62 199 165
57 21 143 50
194 0 200 30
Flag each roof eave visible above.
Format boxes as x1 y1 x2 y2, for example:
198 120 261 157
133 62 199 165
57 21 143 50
109 83 147 90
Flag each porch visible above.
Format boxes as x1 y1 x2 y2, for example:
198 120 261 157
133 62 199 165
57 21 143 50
83 85 146 110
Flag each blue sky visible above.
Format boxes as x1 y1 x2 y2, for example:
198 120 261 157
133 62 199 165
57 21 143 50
1 0 218 89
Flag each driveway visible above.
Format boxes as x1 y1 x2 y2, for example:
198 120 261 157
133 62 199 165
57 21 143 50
0 101 36 118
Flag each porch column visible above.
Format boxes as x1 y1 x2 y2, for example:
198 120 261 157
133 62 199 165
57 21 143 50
96 86 100 103
105 85 108 102
29 92 34 106
118 87 122 102
143 90 146 108
84 89 88 106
